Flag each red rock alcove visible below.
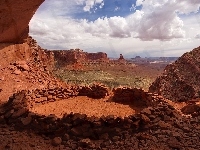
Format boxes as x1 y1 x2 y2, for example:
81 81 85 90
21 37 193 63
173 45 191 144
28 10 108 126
0 0 44 43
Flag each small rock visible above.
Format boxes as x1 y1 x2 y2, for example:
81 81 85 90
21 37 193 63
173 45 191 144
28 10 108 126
141 107 152 116
167 137 182 149
99 133 109 140
21 116 32 125
140 114 150 123
181 104 200 115
0 76 4 81
4 109 15 118
112 136 120 142
47 95 53 100
71 127 82 136
0 115 5 124
52 137 62 146
158 120 171 129
63 133 70 141
80 138 91 146
20 64 30 71
11 108 27 118
13 69 21 75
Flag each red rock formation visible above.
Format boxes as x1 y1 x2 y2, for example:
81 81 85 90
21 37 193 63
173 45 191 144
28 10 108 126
53 49 87 66
0 0 44 43
87 52 109 62
118 54 124 60
51 49 109 67
0 36 53 69
149 46 200 102
0 36 60 101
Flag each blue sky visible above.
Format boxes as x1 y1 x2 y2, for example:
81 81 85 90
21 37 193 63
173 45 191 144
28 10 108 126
69 0 142 21
30 0 200 58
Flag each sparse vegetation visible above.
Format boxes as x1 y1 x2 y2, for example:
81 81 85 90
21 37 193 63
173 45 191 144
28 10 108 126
53 66 154 91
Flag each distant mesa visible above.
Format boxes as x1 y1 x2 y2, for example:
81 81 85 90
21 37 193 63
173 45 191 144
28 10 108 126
51 48 109 67
135 56 141 59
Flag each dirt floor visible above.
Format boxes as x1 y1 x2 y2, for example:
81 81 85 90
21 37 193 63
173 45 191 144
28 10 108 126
0 124 60 150
30 96 136 118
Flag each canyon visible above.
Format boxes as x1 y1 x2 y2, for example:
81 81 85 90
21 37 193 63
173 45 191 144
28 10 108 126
0 1 200 149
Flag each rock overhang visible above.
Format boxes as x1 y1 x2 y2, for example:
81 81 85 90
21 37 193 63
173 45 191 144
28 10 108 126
0 0 44 43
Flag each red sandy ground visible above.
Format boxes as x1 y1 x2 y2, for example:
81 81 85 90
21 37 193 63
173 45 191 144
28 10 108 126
30 96 136 118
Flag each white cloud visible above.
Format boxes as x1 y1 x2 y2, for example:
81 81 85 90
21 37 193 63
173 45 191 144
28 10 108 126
82 16 132 38
136 0 144 6
29 0 200 57
99 2 104 8
137 10 185 40
80 0 200 41
114 6 120 12
135 0 200 40
83 0 95 12
176 0 200 14
195 34 200 39
76 0 104 12
130 4 136 11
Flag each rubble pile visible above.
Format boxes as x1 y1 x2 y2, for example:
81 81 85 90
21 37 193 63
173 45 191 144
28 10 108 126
0 90 200 149
0 37 63 102
149 46 200 102
78 84 109 99
1 84 109 109
112 87 160 107
26 36 55 69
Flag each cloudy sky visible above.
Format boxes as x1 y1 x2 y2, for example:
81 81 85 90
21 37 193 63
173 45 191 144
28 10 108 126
29 0 200 58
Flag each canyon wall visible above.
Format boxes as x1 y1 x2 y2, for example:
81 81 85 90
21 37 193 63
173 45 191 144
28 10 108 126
0 0 44 43
52 49 109 67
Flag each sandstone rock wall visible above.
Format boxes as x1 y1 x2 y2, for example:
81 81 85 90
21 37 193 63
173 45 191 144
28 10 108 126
0 0 44 43
24 84 109 107
52 49 109 67
87 52 108 62
1 88 199 149
0 89 175 137
26 36 54 68
52 49 87 67
112 87 160 107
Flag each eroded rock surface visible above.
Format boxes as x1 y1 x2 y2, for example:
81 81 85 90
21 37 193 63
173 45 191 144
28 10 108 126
0 36 61 102
0 0 44 43
149 46 200 102
52 49 109 67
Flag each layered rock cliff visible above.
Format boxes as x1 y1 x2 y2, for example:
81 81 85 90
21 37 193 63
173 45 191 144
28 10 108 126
149 46 200 102
52 49 109 67
0 0 44 43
